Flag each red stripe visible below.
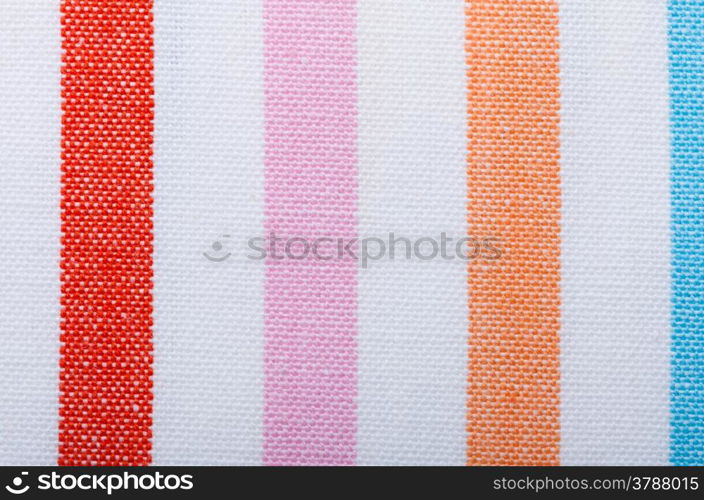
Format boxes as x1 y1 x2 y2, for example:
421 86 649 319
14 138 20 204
59 0 154 466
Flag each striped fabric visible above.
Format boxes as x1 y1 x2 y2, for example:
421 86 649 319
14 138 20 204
466 0 562 465
0 0 702 466
669 0 704 466
263 0 358 465
59 0 155 466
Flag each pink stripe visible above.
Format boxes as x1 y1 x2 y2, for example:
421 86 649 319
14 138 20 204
263 0 358 465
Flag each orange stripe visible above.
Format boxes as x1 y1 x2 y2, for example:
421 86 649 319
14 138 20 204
465 0 561 465
60 0 154 465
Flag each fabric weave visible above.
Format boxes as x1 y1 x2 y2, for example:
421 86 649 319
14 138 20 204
59 0 155 466
0 0 702 466
465 0 562 466
669 0 704 466
263 0 359 465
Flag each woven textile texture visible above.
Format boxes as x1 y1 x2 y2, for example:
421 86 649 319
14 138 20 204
0 0 702 466
263 0 358 465
59 0 155 465
559 0 672 465
669 0 704 466
465 0 562 466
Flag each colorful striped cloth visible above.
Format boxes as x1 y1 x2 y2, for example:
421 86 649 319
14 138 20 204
0 0 702 466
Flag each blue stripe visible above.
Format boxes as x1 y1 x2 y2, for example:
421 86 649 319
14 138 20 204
669 0 704 465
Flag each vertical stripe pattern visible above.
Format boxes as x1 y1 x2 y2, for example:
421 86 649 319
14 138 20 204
465 0 562 465
60 0 155 465
263 0 358 465
152 0 265 465
669 0 704 466
0 0 697 467
355 0 468 465
559 0 671 465
0 0 61 465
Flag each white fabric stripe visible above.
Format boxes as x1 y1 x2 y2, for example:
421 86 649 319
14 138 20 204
152 0 264 464
0 0 60 466
559 0 671 465
356 0 468 465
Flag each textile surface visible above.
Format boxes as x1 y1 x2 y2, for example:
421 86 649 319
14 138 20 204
0 0 702 466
